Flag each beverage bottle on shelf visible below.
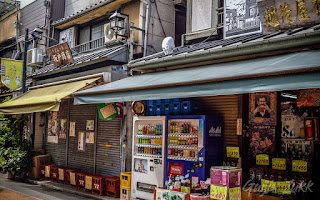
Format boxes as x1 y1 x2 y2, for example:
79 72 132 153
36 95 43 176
249 167 256 183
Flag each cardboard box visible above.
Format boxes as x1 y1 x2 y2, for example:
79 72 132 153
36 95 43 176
29 154 51 179
210 166 242 187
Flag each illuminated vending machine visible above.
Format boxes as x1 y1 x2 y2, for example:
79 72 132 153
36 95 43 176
131 116 166 200
165 115 223 184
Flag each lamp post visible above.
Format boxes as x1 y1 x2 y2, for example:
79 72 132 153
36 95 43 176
108 11 129 39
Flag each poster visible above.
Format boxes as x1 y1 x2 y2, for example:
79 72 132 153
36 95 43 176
69 122 75 136
86 120 94 131
59 119 67 139
297 88 320 107
249 92 277 125
224 0 261 39
98 103 118 121
281 102 307 138
249 125 276 157
78 131 85 151
0 58 23 90
47 111 59 143
86 132 94 143
134 158 148 173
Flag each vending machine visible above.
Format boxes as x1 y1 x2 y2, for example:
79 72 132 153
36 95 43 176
165 115 223 183
131 116 166 200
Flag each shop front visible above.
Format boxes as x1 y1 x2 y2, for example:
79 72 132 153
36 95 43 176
73 26 320 199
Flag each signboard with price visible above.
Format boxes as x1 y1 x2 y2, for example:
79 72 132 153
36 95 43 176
229 187 241 200
277 181 291 194
272 158 286 170
210 185 227 200
256 154 269 165
292 160 307 172
227 147 240 158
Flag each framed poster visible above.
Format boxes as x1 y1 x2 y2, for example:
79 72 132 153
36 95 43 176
47 111 59 143
59 119 67 139
78 131 85 151
134 158 148 173
69 122 75 136
224 0 261 39
86 132 94 144
249 125 276 158
249 92 277 125
86 120 94 131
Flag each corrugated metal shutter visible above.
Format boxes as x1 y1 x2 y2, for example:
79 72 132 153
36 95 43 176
96 118 121 177
34 112 44 150
68 103 96 173
193 95 240 156
45 99 69 166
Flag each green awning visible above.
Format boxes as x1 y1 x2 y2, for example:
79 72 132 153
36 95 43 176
74 50 320 104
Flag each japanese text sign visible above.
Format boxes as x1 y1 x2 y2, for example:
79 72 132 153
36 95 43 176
292 160 307 172
229 187 241 200
227 147 240 158
277 181 291 195
48 42 73 67
272 158 286 170
210 185 227 200
256 154 269 165
0 59 22 90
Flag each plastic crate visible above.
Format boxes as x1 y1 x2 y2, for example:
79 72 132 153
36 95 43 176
155 103 164 116
163 103 170 116
92 176 105 196
58 167 67 184
120 172 131 188
67 169 77 186
181 101 201 114
44 164 52 179
77 172 86 191
146 100 155 116
170 102 181 115
120 187 131 200
40 164 47 179
106 176 120 198
50 165 59 182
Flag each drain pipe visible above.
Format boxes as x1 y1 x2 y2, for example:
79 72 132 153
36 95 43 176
142 0 150 57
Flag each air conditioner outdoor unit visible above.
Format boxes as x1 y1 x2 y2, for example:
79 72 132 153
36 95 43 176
26 48 43 67
104 23 126 45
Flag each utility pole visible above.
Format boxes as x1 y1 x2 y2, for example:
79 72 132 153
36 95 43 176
20 28 28 143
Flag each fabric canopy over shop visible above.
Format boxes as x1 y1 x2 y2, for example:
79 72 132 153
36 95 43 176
74 50 320 104
0 77 100 114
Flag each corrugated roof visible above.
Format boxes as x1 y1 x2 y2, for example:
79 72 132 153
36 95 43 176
31 44 127 77
129 25 320 66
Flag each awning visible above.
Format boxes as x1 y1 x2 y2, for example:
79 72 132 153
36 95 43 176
0 77 100 114
74 50 320 104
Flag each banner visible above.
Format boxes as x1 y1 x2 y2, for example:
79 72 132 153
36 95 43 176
0 59 23 90
97 103 118 121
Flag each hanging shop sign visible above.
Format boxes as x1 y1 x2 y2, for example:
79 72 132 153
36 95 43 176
97 103 118 121
258 0 320 34
48 42 74 67
226 147 240 158
132 101 145 115
69 122 76 136
47 111 59 143
0 58 23 90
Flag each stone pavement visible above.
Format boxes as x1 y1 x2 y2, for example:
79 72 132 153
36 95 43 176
0 172 120 200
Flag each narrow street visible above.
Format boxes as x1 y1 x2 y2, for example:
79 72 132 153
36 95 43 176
0 173 95 200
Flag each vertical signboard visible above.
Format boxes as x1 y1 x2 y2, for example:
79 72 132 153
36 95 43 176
0 59 23 90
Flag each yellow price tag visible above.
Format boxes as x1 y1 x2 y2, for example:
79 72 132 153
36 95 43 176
229 187 241 200
261 179 270 192
277 181 291 195
272 158 286 170
256 154 269 165
210 185 227 200
292 160 307 172
227 147 240 158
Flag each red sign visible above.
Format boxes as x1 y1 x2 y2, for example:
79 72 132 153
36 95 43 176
168 162 184 177
48 42 74 67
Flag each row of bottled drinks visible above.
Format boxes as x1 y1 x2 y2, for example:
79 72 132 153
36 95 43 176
137 147 162 155
138 124 163 135
169 122 198 134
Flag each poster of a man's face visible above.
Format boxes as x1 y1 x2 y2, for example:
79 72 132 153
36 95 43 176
249 92 277 124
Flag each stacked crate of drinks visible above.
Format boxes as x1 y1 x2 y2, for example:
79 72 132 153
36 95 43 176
138 138 162 145
169 122 198 134
137 147 162 155
138 124 163 135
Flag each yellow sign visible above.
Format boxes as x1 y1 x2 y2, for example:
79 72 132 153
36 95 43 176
277 181 291 195
0 59 23 90
261 179 277 193
229 187 241 200
272 158 286 170
256 154 269 165
227 147 240 158
210 185 227 200
292 160 307 172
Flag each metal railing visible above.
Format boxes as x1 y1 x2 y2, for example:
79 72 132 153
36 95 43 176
72 36 105 54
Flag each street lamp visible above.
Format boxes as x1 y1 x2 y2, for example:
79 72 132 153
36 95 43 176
108 11 128 38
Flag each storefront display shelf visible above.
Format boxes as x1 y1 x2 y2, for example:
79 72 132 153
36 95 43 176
168 145 198 150
136 134 162 138
135 153 162 158
136 144 162 148
167 155 198 162
168 133 198 137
